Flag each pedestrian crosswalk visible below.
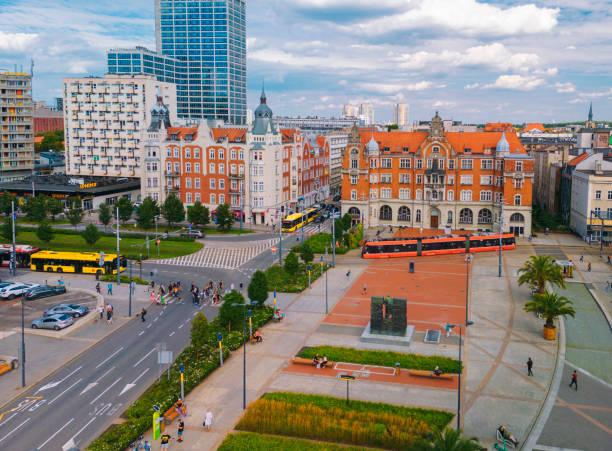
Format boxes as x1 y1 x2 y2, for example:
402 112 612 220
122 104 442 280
157 238 279 269
292 222 330 235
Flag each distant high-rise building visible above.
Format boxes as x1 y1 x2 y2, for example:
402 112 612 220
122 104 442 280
393 103 409 128
108 0 246 124
55 97 63 111
342 104 358 118
359 103 374 124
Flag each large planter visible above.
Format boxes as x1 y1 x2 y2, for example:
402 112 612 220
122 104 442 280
543 325 556 340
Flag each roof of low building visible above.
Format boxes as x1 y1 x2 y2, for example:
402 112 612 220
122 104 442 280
567 153 590 166
523 123 545 132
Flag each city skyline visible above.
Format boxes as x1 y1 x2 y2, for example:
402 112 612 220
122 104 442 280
0 0 611 123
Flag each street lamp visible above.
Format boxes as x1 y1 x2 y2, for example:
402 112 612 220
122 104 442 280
464 254 473 324
232 301 256 409
446 321 474 430
320 256 328 314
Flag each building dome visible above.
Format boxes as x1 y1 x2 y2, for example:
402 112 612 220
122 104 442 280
366 134 379 152
254 86 273 119
251 84 277 135
148 91 172 132
496 132 510 153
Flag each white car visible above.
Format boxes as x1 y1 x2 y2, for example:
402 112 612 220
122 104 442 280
0 283 39 300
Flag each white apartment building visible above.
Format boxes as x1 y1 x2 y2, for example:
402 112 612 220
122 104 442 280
63 74 177 178
393 103 409 129
325 131 348 196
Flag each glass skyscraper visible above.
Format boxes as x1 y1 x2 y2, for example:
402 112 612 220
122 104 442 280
108 0 246 124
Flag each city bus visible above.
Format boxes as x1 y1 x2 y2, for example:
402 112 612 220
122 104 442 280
30 251 127 275
281 208 319 232
0 244 40 268
362 233 516 258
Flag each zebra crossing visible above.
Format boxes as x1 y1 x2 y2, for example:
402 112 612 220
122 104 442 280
157 238 279 269
292 222 330 235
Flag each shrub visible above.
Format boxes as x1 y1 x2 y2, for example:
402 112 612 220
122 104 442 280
284 252 299 278
218 432 378 451
218 290 246 329
100 274 149 285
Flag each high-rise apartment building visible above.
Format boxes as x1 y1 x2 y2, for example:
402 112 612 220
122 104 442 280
110 1 247 124
0 72 34 179
342 104 358 118
63 74 177 178
359 103 374 125
393 103 409 129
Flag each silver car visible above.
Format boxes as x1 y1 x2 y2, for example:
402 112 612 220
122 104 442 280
0 283 39 300
31 314 74 330
44 304 89 318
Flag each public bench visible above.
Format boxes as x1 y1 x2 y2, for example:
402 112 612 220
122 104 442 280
292 357 334 367
163 401 185 424
409 369 453 380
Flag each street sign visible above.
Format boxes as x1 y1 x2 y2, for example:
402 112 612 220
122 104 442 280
271 246 277 253
340 374 355 381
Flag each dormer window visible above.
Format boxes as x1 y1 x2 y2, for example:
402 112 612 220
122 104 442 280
403 147 410 153
383 147 390 152
464 148 471 154
170 134 178 140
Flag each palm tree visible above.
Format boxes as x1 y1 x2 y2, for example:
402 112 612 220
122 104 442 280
524 292 575 330
422 427 481 451
518 255 565 294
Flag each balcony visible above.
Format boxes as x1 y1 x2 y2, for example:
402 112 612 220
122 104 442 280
228 172 244 179
165 170 180 177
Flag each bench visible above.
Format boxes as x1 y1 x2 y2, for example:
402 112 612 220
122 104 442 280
292 357 334 368
163 401 185 425
409 369 453 380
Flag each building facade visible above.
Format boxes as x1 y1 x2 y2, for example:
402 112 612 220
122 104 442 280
393 103 409 129
274 116 356 135
0 72 34 179
63 74 177 178
341 113 533 236
324 131 348 197
33 106 63 134
569 153 612 242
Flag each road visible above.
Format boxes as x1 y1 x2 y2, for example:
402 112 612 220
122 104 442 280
0 230 301 451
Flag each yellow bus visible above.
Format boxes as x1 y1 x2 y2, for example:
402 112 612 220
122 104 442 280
30 251 127 275
281 209 319 232
303 208 318 224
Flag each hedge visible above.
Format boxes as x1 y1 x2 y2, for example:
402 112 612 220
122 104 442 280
219 432 380 451
265 261 329 293
18 226 195 242
299 345 461 374
87 307 274 450
100 274 149 285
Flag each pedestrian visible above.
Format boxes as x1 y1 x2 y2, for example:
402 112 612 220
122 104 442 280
579 255 584 262
177 418 184 442
527 357 533 376
587 262 592 272
141 307 147 322
143 440 151 451
107 283 113 295
606 281 610 293
607 255 611 264
98 305 104 321
445 324 452 338
362 283 367 295
230 282 235 291
160 432 172 449
106 307 113 325
346 270 351 279
95 282 101 294
569 370 578 390
239 282 243 291
204 408 213 431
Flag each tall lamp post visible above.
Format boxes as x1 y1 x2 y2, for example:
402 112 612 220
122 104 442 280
498 197 504 278
320 256 328 314
464 254 472 324
232 301 256 409
447 321 473 430
116 206 121 285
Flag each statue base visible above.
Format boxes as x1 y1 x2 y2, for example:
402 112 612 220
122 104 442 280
360 322 415 347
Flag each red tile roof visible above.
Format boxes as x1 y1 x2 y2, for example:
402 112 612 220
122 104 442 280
567 153 589 166
484 122 515 132
211 128 246 143
524 123 545 132
166 127 198 141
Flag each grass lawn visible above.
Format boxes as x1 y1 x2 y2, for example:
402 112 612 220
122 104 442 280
219 432 381 451
202 226 253 235
299 345 461 374
13 231 203 260
235 392 453 450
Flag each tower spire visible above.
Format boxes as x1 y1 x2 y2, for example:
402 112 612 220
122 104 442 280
260 80 266 104
588 102 593 122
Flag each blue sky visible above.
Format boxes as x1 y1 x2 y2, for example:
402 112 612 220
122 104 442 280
1 0 611 123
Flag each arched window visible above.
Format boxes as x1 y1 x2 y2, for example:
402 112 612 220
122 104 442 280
416 209 422 222
398 206 411 221
459 208 473 224
447 211 453 224
510 213 525 223
348 207 360 221
379 205 392 221
478 208 493 224
514 194 521 206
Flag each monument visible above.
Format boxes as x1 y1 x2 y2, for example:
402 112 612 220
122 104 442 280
360 295 414 346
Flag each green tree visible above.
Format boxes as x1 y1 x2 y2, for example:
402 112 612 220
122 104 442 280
386 124 399 131
423 427 481 451
47 198 63 221
1 217 16 242
36 220 54 246
299 243 314 264
98 203 112 232
117 197 133 224
67 206 84 231
284 252 299 278
24 195 48 223
190 312 210 360
136 197 159 230
36 131 64 152
215 203 233 230
333 218 344 240
81 222 101 248
187 201 210 228
218 290 246 329
518 255 565 294
162 193 185 227
248 270 269 306
525 292 576 330
0 191 16 217
341 213 352 231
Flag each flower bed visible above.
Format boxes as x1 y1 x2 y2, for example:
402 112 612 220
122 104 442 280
87 307 274 451
235 392 453 449
218 432 379 450
299 345 461 374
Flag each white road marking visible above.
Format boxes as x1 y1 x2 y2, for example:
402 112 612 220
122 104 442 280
37 366 82 392
147 324 152 329
0 417 30 443
153 317 158 322
48 378 82 405
95 347 124 369
0 412 17 427
178 324 184 329
94 366 115 384
38 417 74 449
133 348 155 368
79 383 97 396
63 416 96 449
169 331 175 337
119 368 150 396
138 331 145 336
192 312 197 316
89 377 122 405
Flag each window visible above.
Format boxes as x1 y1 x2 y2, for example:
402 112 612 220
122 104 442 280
351 175 358 185
459 208 473 224
514 194 521 206
513 178 523 189
186 193 192 203
400 158 410 169
398 206 410 221
510 213 525 223
231 149 236 160
495 176 503 186
515 161 523 171
174 149 179 158
447 211 453 223
381 188 391 198
399 188 410 200
594 207 601 216
447 175 455 185
448 159 455 170
495 192 502 203
381 174 392 183
399 173 411 184
595 190 602 200
480 191 492 201
416 189 422 200
351 159 358 169
209 163 215 174
607 208 612 220
416 159 423 169
416 209 421 222
432 146 439 153
369 174 378 183
460 190 472 201
210 193 216 204
478 208 492 224
461 159 473 170
219 149 224 159
210 179 216 189
195 178 200 189
381 158 392 168
608 191 612 200
185 178 191 188
439 159 444 169
209 149 215 160
185 162 191 173
480 175 492 185
379 205 392 220
370 188 378 199
194 149 200 159
239 150 244 160
481 159 493 169
370 158 378 168
185 148 191 159
427 159 433 169
219 163 225 174
219 179 225 190
195 193 200 202
496 160 503 171
416 174 422 185
351 190 357 200
447 190 454 201
219 194 225 204
460 175 473 185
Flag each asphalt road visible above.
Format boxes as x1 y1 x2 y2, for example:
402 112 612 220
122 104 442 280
0 231 301 451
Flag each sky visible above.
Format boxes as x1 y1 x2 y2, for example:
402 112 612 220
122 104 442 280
0 0 611 124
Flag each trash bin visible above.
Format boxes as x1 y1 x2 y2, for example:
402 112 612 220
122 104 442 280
409 262 415 273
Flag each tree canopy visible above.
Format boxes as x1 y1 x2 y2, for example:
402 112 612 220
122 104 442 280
284 252 299 278
219 290 246 329
67 206 84 231
190 312 210 359
36 220 54 246
116 197 134 224
215 203 233 230
0 191 16 217
162 193 185 227
248 270 269 306
525 292 576 329
98 203 112 232
24 195 48 223
1 217 16 242
187 201 210 228
81 222 101 248
136 197 159 230
47 197 63 220
518 255 565 294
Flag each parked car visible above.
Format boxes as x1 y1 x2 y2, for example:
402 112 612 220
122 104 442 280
44 304 89 318
31 314 74 330
25 285 67 300
313 215 326 224
333 195 342 202
0 283 39 300
0 355 18 376
180 229 204 239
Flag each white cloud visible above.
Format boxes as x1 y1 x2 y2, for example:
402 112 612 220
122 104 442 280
555 82 576 93
0 31 38 52
569 98 588 104
346 0 559 37
338 80 348 86
465 83 480 90
283 40 328 51
358 81 435 94
484 75 545 91
433 100 456 108
565 45 576 50
534 67 558 76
